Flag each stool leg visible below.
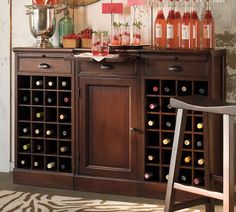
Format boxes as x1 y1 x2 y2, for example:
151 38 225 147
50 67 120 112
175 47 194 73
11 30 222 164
164 109 187 212
223 115 234 212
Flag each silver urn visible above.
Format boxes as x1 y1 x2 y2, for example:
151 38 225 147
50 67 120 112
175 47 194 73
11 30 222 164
25 5 58 48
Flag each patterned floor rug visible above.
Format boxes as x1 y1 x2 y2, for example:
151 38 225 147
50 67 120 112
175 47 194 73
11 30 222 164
0 189 225 212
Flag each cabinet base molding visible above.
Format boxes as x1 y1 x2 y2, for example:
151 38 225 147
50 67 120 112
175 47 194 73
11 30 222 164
74 175 198 201
13 169 73 190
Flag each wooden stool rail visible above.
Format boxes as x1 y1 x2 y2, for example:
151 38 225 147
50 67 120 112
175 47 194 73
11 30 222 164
164 95 235 212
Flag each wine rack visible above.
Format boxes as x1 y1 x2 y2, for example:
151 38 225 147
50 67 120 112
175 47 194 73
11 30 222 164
144 79 208 186
17 75 72 173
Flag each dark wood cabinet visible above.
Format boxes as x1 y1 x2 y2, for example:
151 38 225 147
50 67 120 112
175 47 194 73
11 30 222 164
13 47 226 200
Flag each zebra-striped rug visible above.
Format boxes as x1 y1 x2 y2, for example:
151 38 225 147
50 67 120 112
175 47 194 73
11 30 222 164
0 189 207 212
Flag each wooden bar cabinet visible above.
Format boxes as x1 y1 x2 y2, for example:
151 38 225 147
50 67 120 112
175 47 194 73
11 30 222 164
13 47 226 200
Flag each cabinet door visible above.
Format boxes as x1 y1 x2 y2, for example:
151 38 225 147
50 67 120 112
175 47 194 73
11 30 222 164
79 77 140 179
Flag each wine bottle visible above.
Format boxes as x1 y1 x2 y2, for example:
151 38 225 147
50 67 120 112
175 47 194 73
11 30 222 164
166 104 172 110
147 120 155 127
152 85 159 93
34 129 41 135
180 0 191 49
193 177 203 185
196 140 203 148
166 0 175 49
202 0 214 49
197 158 204 166
61 130 69 137
22 95 28 102
60 163 67 170
33 161 40 167
196 122 203 130
60 146 69 153
184 139 191 146
36 144 42 151
154 0 166 49
144 172 154 180
20 159 27 166
33 97 40 103
165 174 169 181
174 0 181 48
61 81 68 87
190 0 200 49
36 112 44 118
162 138 172 145
22 127 30 134
181 86 187 92
63 97 70 104
164 86 171 93
149 103 158 110
165 121 173 128
23 144 30 151
198 88 206 95
59 114 68 121
47 162 56 169
147 155 156 161
184 155 192 164
35 80 43 86
48 81 54 87
46 129 54 136
180 175 188 182
47 97 54 104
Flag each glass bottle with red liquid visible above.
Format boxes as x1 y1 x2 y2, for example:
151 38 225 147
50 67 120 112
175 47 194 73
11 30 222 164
202 0 214 49
32 0 45 5
154 0 166 49
174 0 181 49
180 0 191 49
190 0 200 49
166 0 175 49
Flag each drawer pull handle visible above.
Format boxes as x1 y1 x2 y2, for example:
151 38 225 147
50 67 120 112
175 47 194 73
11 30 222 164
168 65 182 72
38 63 51 69
100 64 113 70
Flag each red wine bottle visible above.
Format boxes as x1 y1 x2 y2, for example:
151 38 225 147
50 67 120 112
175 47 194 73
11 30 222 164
47 162 56 169
152 85 159 93
149 103 158 110
144 172 154 180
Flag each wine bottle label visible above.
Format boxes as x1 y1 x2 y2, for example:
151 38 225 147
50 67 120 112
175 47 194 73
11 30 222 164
155 24 163 38
167 24 174 39
203 24 212 39
181 25 190 40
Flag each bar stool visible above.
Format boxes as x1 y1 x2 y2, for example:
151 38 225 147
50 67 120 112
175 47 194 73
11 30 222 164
164 95 235 212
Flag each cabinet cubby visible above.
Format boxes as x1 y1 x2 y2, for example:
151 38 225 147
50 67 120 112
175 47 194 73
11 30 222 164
144 79 207 186
16 75 73 173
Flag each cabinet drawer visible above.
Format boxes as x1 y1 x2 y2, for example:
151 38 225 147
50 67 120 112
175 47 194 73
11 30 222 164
144 56 208 78
78 59 137 76
19 58 71 74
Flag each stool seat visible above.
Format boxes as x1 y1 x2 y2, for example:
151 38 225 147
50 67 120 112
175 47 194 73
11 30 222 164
164 95 235 212
170 95 236 115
